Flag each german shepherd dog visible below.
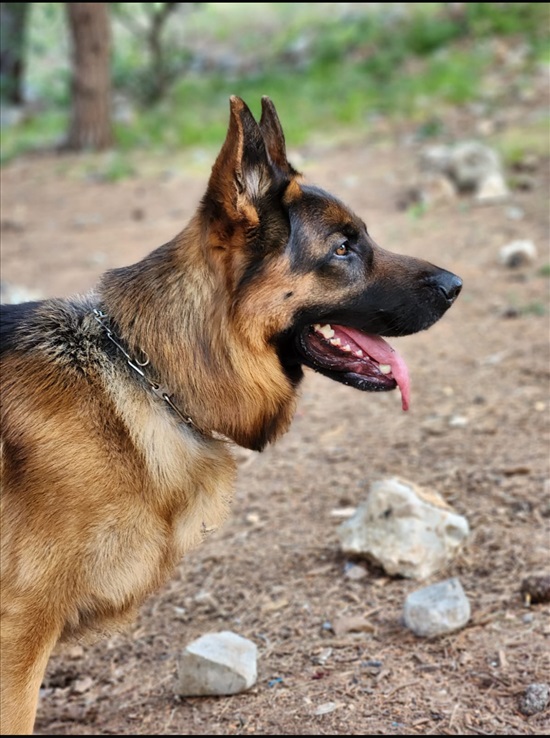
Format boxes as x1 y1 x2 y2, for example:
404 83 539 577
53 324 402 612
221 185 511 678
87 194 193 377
0 96 461 734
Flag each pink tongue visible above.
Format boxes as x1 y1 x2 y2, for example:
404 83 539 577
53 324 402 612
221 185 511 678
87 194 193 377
336 326 411 411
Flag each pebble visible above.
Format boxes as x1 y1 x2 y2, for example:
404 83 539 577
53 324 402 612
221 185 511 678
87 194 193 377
403 578 471 637
499 240 537 268
521 575 550 605
475 171 509 202
518 683 549 716
176 631 257 696
506 205 525 221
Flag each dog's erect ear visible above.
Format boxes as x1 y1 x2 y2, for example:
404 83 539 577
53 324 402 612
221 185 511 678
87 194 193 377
206 96 272 222
259 96 296 176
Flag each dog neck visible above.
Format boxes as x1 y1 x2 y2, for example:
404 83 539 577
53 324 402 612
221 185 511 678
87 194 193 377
98 219 298 451
92 307 228 442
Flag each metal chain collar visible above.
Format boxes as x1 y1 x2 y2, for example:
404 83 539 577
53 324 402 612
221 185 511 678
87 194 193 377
92 308 212 437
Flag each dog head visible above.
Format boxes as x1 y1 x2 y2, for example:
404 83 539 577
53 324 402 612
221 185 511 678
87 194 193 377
201 96 462 414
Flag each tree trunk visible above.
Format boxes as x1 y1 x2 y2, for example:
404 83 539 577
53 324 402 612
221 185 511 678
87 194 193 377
65 3 114 150
0 3 30 104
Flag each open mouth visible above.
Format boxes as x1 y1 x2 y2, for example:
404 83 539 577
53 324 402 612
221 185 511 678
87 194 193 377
297 323 411 410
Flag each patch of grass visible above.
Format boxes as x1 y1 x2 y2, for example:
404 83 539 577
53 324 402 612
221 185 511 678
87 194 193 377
408 201 428 220
85 151 136 182
467 3 549 55
493 120 550 168
0 109 66 165
537 264 550 278
521 301 547 317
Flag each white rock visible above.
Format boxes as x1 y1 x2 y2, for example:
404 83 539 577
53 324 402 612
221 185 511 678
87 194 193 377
337 477 469 580
403 577 471 637
176 631 257 696
475 171 509 202
498 239 538 268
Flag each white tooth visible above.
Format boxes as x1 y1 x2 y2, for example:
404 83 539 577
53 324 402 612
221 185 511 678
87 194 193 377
330 337 341 347
342 344 351 352
355 349 364 358
318 324 335 339
379 364 392 374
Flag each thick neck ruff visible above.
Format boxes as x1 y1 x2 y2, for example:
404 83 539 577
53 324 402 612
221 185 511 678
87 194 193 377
92 309 230 443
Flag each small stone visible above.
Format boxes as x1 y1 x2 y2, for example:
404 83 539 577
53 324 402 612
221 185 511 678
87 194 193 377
313 701 340 716
499 240 538 268
72 676 94 694
176 631 257 696
521 575 550 605
448 415 469 428
476 118 496 136
518 683 549 716
403 578 471 637
330 506 357 519
506 205 525 221
337 477 469 580
312 647 332 666
475 171 509 202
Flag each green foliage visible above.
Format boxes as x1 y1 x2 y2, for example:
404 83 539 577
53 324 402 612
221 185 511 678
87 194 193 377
467 3 549 49
494 122 550 168
86 151 136 182
2 2 549 164
0 110 65 165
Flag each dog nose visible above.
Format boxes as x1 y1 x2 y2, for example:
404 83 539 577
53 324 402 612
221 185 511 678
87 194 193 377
432 270 463 305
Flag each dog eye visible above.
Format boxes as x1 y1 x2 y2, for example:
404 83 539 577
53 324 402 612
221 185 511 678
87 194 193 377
334 240 350 257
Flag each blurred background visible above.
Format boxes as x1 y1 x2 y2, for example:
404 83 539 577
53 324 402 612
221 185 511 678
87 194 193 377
1 2 548 163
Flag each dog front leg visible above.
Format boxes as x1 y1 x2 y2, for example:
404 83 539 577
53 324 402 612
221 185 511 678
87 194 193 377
0 611 60 735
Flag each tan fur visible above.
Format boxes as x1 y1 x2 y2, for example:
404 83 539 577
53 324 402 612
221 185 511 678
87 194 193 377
0 96 461 734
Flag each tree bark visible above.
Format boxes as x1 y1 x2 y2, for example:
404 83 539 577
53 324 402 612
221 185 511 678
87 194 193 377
65 3 114 150
0 3 30 104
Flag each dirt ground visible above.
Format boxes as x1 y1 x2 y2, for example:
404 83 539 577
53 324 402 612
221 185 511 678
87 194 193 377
1 106 549 735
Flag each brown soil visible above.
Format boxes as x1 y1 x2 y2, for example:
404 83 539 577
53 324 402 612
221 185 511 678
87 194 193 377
1 116 549 735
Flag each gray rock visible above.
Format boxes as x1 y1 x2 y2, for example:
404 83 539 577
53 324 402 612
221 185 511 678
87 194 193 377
499 240 538 268
337 477 469 580
449 140 501 192
403 578 471 637
421 140 507 197
176 631 257 696
518 683 549 716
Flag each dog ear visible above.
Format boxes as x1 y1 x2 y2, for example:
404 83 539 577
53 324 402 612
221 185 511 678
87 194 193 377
206 96 272 222
259 96 297 176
